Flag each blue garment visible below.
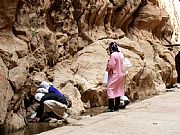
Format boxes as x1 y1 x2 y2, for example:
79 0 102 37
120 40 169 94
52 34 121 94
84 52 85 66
36 93 67 119
48 86 64 98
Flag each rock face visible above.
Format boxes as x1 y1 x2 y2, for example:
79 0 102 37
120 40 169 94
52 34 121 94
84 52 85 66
157 0 180 44
0 0 179 131
0 58 13 125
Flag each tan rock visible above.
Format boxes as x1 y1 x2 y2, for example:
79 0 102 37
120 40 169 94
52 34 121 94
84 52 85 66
0 58 13 124
9 60 28 91
0 0 179 130
61 82 85 115
5 113 26 132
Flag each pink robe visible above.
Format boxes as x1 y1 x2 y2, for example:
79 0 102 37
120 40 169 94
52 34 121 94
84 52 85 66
106 52 125 99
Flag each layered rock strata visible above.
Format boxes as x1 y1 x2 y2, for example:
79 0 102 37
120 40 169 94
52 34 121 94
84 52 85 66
0 0 178 131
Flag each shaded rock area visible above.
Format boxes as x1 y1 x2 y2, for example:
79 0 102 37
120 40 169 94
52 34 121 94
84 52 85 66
0 0 179 132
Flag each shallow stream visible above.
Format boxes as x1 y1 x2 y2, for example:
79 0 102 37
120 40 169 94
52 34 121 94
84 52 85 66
0 122 61 135
0 106 107 135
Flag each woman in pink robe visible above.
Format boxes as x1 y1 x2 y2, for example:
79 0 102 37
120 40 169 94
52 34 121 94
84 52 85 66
106 42 125 112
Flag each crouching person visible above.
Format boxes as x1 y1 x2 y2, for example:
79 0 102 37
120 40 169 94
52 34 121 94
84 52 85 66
33 89 70 122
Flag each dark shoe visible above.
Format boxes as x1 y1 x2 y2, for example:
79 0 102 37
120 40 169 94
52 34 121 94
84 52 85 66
114 108 119 111
106 109 114 112
119 100 130 109
119 105 126 109
114 97 120 111
108 98 115 111
124 100 130 106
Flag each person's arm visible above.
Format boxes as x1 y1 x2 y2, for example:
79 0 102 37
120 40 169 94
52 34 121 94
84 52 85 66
33 96 46 122
107 54 116 71
34 103 44 120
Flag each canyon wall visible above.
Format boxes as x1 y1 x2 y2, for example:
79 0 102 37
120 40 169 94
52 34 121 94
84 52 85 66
0 0 179 131
157 0 180 44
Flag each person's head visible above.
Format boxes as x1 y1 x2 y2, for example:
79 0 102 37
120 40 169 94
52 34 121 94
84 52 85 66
35 93 45 102
107 42 120 54
36 88 48 93
39 81 50 90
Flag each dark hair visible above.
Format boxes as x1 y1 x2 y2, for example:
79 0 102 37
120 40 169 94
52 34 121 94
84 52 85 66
108 42 120 54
